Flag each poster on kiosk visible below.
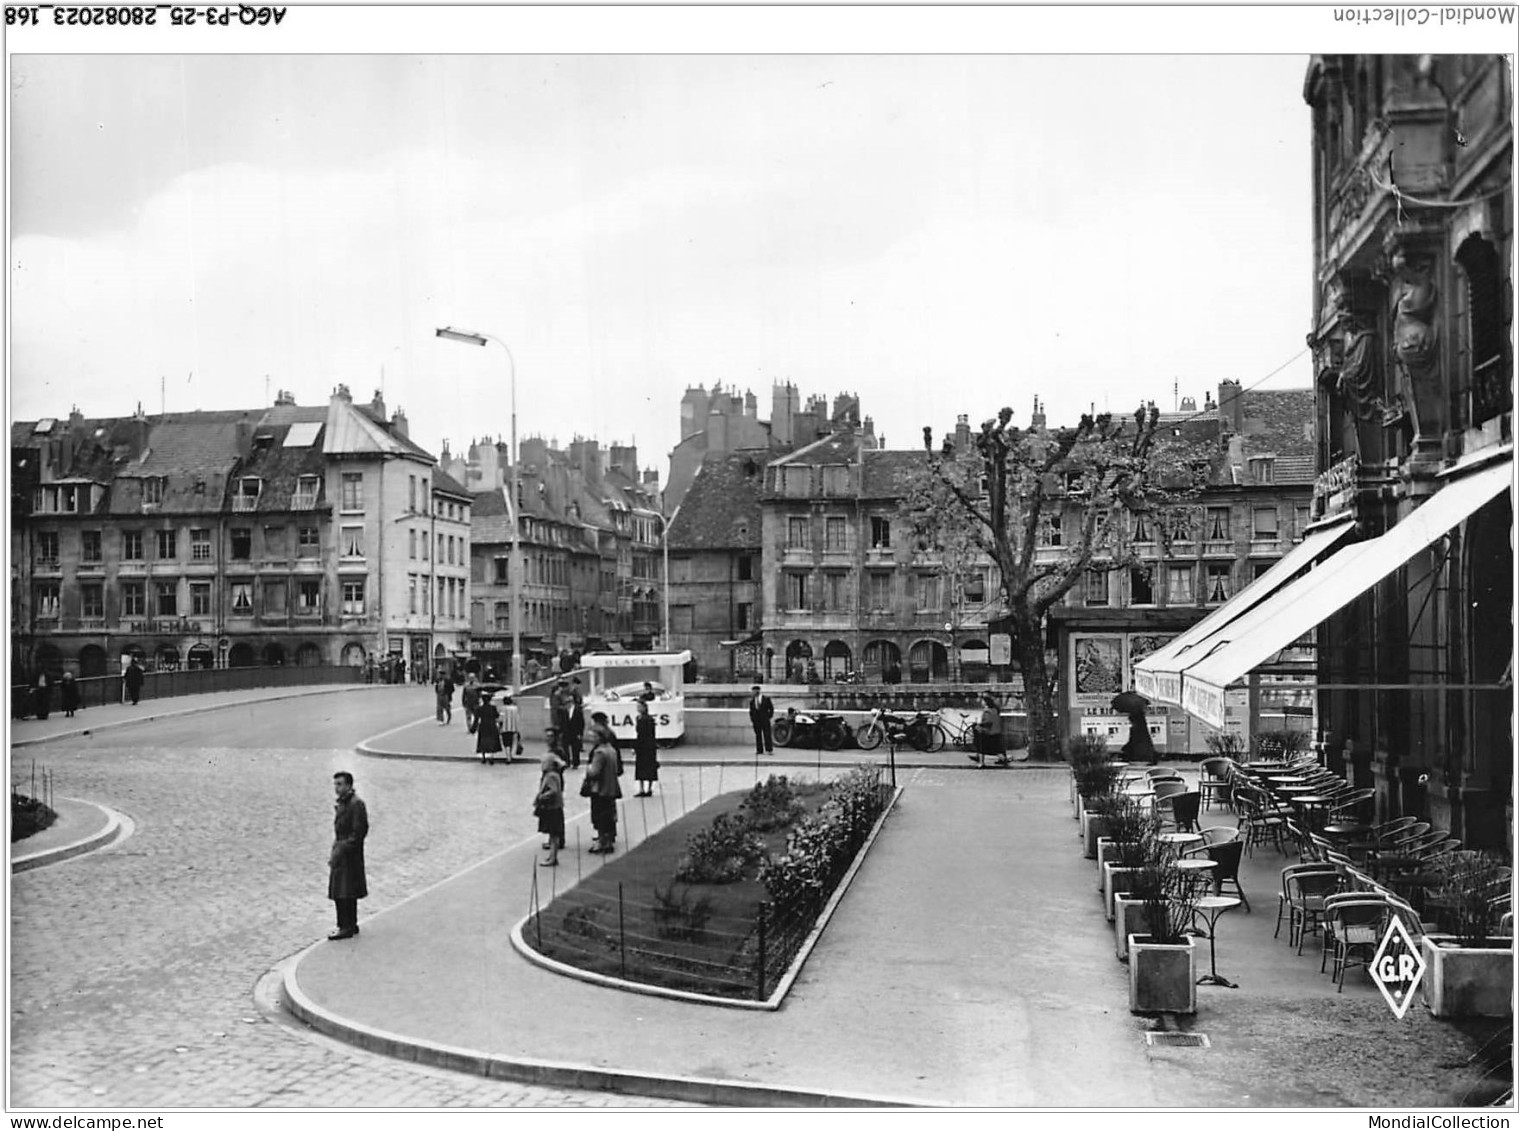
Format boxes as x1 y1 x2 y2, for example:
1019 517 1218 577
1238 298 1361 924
579 651 691 744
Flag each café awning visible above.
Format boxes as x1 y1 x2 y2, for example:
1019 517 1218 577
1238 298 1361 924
1177 457 1513 728
1132 516 1356 706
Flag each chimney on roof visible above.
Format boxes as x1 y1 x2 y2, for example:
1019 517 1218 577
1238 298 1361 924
275 389 297 407
133 401 147 421
69 405 84 428
235 420 254 458
371 390 386 420
955 414 972 453
1217 380 1243 434
391 407 408 438
332 384 352 403
1031 397 1046 430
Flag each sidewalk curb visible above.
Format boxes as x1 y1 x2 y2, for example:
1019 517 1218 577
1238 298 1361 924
10 685 389 749
275 951 916 1107
509 786 905 1011
11 799 134 872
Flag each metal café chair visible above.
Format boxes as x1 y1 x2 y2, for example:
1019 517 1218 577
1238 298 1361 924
1274 861 1338 941
1321 897 1393 991
1198 758 1235 812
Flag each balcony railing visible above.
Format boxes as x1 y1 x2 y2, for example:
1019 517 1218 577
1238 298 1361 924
291 492 319 511
232 495 260 513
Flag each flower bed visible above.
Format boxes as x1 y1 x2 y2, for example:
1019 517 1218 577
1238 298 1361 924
524 767 892 1001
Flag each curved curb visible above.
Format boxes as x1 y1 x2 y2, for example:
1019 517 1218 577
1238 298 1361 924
10 685 389 749
275 949 916 1107
11 799 134 872
509 786 905 1011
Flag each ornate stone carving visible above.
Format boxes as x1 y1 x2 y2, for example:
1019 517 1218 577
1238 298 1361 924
1385 237 1445 453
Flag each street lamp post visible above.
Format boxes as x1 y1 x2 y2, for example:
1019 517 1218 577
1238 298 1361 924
436 326 520 694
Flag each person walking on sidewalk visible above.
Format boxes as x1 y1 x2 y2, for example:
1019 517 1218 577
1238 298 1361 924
123 656 144 706
434 670 455 725
500 693 522 762
475 692 503 765
461 672 482 734
327 771 368 941
975 693 1010 767
748 684 775 755
585 712 623 854
60 671 80 718
534 752 566 866
633 698 658 797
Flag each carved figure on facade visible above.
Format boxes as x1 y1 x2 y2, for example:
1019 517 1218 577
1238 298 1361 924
1390 245 1440 386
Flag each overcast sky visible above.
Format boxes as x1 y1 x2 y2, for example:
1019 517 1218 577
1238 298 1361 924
11 52 1315 476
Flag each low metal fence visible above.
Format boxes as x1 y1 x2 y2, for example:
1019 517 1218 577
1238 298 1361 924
12 664 363 719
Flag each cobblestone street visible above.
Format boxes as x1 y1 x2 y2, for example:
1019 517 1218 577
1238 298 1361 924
9 688 692 1109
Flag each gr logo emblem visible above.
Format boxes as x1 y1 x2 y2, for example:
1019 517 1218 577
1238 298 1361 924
1369 915 1426 1019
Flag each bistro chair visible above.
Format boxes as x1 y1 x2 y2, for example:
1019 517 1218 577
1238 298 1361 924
1203 838 1250 911
1286 868 1346 953
1274 861 1338 941
1160 790 1202 834
1237 787 1292 857
1199 758 1235 812
1321 896 1393 991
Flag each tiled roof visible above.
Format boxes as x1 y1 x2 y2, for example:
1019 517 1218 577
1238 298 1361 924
234 423 329 512
860 449 929 499
768 430 863 466
323 399 434 461
432 466 471 499
668 452 767 550
1238 388 1316 485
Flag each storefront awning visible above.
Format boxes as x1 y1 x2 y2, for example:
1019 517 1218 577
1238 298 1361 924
1133 517 1356 706
1177 457 1513 728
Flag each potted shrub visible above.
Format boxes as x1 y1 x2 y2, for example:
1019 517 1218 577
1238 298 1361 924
1421 852 1514 1019
1127 832 1199 1014
1102 796 1159 921
1067 734 1115 819
1082 789 1127 859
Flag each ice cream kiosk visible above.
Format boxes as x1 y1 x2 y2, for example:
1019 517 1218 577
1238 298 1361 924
580 651 690 744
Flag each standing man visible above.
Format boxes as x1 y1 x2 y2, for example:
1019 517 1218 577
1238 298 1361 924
123 656 145 706
567 676 586 767
748 684 775 756
327 771 368 940
551 679 574 766
434 668 455 725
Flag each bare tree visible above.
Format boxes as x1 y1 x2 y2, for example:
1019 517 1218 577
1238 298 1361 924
902 405 1212 757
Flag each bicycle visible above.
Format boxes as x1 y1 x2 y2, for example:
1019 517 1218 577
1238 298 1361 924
934 709 979 751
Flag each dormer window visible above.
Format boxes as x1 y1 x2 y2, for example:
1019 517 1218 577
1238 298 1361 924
1248 457 1274 484
142 477 165 506
293 475 320 510
234 477 261 512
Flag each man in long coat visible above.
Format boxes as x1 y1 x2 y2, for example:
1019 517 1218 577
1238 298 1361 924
327 771 368 940
748 684 775 755
123 657 144 705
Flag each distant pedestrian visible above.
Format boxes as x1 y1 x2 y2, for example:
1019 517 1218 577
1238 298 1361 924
434 671 455 725
1122 709 1157 766
475 692 503 765
585 712 623 854
461 672 482 733
748 684 775 755
60 671 80 718
551 679 575 766
534 752 566 867
633 699 658 797
976 693 1009 767
500 694 522 762
327 771 368 941
395 657 406 685
567 677 586 766
31 673 51 720
123 657 144 706
638 681 657 703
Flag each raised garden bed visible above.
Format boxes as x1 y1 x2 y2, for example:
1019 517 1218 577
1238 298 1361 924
522 768 891 1002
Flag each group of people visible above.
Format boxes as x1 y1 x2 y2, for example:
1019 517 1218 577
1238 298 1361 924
431 669 524 764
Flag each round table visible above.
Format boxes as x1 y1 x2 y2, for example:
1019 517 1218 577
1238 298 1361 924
1193 895 1243 987
1172 857 1218 898
1292 794 1336 831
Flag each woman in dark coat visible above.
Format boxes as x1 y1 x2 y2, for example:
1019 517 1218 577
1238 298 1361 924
31 674 50 720
59 671 80 718
1122 709 1158 765
633 699 658 797
586 712 623 853
474 692 503 765
534 753 566 866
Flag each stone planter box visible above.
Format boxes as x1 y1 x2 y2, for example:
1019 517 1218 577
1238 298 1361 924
1103 864 1141 922
1114 896 1156 960
1129 934 1197 1015
1096 838 1116 887
1083 813 1112 859
1421 935 1515 1018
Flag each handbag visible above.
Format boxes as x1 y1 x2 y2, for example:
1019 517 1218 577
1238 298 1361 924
579 772 597 798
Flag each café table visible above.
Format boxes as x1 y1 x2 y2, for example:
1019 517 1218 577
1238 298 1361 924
1289 793 1337 832
1158 832 1203 850
1192 895 1244 987
1171 857 1218 898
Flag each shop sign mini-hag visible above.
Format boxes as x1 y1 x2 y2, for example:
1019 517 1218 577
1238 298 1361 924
1369 916 1426 1019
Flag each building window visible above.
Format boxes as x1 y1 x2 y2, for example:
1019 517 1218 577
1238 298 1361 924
297 579 320 615
787 517 810 549
1130 566 1154 606
122 530 144 561
340 472 363 512
82 584 104 619
156 580 178 617
1293 504 1311 542
1252 506 1279 541
408 575 418 614
1206 563 1232 604
917 573 942 611
342 580 366 615
341 526 364 558
870 516 892 549
234 477 261 512
1042 514 1063 547
1085 569 1109 607
409 475 418 513
823 572 848 611
409 530 417 559
142 477 165 506
785 572 810 610
494 601 511 631
1166 564 1194 605
1248 457 1275 484
294 475 320 510
36 531 59 566
423 578 433 616
437 532 444 562
737 555 753 581
61 485 80 513
1131 513 1153 544
190 582 212 617
155 529 177 559
1206 506 1230 541
448 535 457 565
736 602 752 630
297 526 320 558
36 583 60 619
82 530 103 564
781 466 811 497
230 528 252 560
821 466 850 496
823 516 848 551
868 571 892 611
263 581 286 615
494 557 509 584
230 582 253 614
190 529 212 560
122 581 146 617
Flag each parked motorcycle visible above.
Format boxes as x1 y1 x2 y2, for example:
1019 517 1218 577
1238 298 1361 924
771 706 851 751
855 707 945 752
833 669 868 685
